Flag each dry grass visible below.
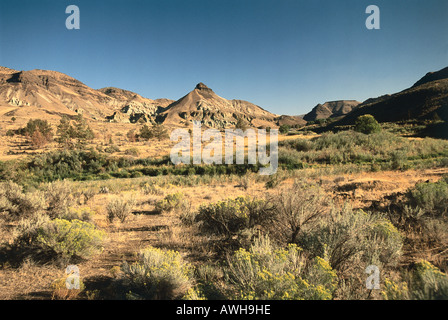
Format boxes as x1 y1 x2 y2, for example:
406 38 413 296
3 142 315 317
0 165 446 299
0 121 447 299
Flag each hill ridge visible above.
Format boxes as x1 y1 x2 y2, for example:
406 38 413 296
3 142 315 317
0 66 305 128
325 66 448 130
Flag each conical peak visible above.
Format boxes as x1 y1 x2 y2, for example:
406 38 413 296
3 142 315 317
195 82 213 91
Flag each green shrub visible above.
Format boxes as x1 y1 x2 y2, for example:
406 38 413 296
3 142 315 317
381 278 410 300
235 118 249 131
34 219 106 260
391 150 409 170
139 123 169 141
56 115 94 147
192 264 226 300
107 197 136 223
104 145 120 154
282 139 312 152
382 260 448 300
155 192 185 213
17 119 53 141
298 206 403 272
141 182 165 196
139 124 153 140
196 196 274 240
14 212 52 244
279 129 448 169
120 246 193 300
44 180 75 219
111 169 131 179
411 260 448 300
354 114 382 134
63 206 95 222
439 158 448 168
269 179 327 244
370 217 404 265
0 181 45 218
125 148 140 157
407 179 448 216
278 149 306 169
25 149 112 182
225 235 337 300
279 124 290 135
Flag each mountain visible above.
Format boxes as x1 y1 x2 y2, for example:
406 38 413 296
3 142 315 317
157 82 305 129
413 66 448 88
98 87 173 123
328 66 448 128
0 67 305 129
303 100 361 122
0 66 172 123
276 115 307 127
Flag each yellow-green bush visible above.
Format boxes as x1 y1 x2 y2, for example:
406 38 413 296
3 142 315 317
307 257 338 296
154 192 185 213
141 182 165 196
411 260 448 300
182 287 207 300
407 179 448 216
369 217 403 266
298 206 403 272
196 196 274 239
120 246 193 300
35 219 106 260
381 278 409 300
225 235 337 300
383 261 448 300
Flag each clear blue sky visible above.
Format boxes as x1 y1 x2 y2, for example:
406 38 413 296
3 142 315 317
0 0 447 115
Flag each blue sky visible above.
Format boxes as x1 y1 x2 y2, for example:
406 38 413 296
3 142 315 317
0 0 447 115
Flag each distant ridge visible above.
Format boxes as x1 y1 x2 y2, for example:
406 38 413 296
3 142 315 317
303 100 361 122
0 67 174 123
327 66 448 129
413 66 448 88
3 65 445 131
0 66 305 128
